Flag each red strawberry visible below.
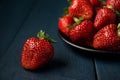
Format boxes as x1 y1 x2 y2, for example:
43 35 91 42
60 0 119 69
21 30 55 70
58 15 74 37
94 8 116 30
93 24 120 50
89 0 101 7
106 0 120 12
69 0 93 19
69 19 95 47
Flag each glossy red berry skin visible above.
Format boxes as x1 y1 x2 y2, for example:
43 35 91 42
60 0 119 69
90 0 101 7
70 20 95 46
21 38 54 70
107 0 120 12
69 0 93 19
94 8 116 30
58 15 74 37
93 24 120 50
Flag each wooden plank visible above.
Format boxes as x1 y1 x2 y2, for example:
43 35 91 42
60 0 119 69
95 56 120 80
0 0 37 57
0 0 97 80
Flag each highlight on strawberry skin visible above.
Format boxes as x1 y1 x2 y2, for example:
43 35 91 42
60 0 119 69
58 0 120 51
21 30 56 70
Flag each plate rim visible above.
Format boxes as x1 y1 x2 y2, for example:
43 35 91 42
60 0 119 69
58 30 120 54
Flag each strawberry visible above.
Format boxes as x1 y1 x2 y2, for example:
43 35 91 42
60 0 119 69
89 0 101 7
69 18 95 47
106 0 120 12
68 0 93 19
93 24 120 50
94 8 116 30
58 15 74 37
21 30 55 70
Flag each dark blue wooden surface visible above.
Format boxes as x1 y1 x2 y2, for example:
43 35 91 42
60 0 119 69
95 56 120 80
0 0 120 80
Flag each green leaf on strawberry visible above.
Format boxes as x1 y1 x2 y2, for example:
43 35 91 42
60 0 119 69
73 16 84 24
63 0 72 15
117 23 120 37
63 7 69 15
67 16 84 29
37 30 56 43
67 0 72 5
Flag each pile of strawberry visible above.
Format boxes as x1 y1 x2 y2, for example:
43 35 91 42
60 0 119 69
58 0 120 51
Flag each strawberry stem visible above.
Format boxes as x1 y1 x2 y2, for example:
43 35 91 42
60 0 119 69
117 23 120 37
67 0 72 5
106 5 120 17
63 0 72 16
37 30 56 43
37 30 45 39
67 16 84 29
63 7 69 15
74 16 84 24
106 5 113 10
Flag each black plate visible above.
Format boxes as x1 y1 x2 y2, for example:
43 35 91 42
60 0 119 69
58 30 120 54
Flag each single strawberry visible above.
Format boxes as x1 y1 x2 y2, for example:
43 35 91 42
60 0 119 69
68 0 93 19
94 8 116 30
106 0 120 13
69 18 95 47
21 30 55 70
89 0 101 7
93 24 120 50
58 15 74 37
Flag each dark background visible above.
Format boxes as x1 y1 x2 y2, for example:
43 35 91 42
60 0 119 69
0 0 120 80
